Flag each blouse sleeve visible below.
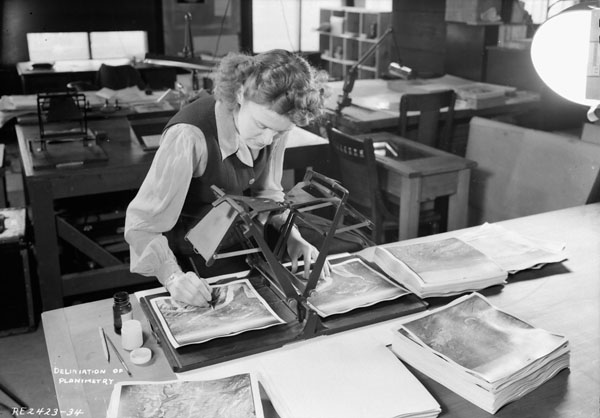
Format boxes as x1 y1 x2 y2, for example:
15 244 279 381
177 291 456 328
124 124 207 284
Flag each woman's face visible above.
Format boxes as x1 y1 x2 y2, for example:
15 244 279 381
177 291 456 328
236 99 294 150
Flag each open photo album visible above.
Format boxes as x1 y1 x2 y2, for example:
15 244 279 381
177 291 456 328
372 237 508 298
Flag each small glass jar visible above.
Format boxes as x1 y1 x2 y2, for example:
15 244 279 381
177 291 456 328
113 291 132 334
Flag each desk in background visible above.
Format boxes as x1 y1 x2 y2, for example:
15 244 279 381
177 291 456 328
326 75 540 155
16 60 178 93
15 114 328 311
42 203 600 418
364 132 476 240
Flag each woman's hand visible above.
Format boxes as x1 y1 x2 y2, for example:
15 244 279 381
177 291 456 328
286 227 331 279
165 271 213 307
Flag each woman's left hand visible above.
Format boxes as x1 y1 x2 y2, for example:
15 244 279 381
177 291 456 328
286 227 331 279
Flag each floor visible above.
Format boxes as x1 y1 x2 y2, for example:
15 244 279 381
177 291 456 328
1 137 58 417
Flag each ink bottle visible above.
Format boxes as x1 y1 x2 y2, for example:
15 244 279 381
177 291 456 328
113 291 133 334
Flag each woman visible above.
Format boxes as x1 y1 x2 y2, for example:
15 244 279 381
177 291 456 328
125 49 330 307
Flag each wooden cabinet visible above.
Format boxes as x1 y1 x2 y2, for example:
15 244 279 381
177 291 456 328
445 22 499 81
318 7 392 81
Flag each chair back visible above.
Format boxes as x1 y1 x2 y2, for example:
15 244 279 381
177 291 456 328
327 126 378 207
96 64 145 90
327 126 396 243
398 89 456 151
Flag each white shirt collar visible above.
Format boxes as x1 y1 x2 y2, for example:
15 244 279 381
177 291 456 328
214 100 255 167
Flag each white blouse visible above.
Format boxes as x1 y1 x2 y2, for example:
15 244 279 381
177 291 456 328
124 100 289 284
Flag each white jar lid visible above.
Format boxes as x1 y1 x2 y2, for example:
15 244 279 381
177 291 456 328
130 347 152 365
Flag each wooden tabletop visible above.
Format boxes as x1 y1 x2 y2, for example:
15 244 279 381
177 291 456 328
326 76 540 132
359 131 477 177
42 203 600 418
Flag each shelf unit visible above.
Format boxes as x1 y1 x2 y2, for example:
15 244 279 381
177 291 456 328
318 7 393 81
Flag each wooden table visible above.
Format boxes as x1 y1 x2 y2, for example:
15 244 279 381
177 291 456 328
326 75 540 155
16 60 177 93
16 118 329 311
364 131 476 240
42 203 600 418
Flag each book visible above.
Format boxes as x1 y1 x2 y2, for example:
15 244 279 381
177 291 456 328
391 293 570 414
259 331 441 418
106 373 264 418
290 257 411 317
372 237 508 298
149 279 285 347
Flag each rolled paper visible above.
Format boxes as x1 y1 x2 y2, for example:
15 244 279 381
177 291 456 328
121 319 143 351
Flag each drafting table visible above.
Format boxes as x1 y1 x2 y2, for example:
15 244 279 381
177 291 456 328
42 203 600 418
15 116 329 311
326 75 540 155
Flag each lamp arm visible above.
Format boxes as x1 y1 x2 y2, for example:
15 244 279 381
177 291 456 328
336 27 394 115
182 12 201 91
182 12 195 58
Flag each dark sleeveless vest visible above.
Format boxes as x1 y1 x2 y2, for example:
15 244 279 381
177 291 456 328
162 96 272 255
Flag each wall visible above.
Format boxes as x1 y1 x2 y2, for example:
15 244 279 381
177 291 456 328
0 0 164 65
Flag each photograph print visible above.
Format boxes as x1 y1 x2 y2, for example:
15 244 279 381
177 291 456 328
151 279 285 347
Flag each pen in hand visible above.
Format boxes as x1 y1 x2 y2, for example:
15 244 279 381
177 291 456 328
207 288 218 310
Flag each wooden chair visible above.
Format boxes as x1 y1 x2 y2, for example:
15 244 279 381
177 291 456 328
398 89 456 152
327 125 399 244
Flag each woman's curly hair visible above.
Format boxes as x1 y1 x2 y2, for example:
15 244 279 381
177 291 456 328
211 49 329 126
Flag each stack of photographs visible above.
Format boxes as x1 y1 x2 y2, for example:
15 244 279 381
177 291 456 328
391 293 570 414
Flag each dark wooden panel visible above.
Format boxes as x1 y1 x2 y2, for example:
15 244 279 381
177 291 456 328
394 49 446 78
393 0 446 78
395 12 446 52
485 46 541 89
394 0 445 13
445 22 499 81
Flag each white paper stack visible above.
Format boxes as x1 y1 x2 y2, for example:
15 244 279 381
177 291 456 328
391 293 570 414
459 223 567 273
372 237 508 298
259 332 441 418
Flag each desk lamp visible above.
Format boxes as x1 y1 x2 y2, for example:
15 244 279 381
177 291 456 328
335 27 413 115
531 1 600 120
